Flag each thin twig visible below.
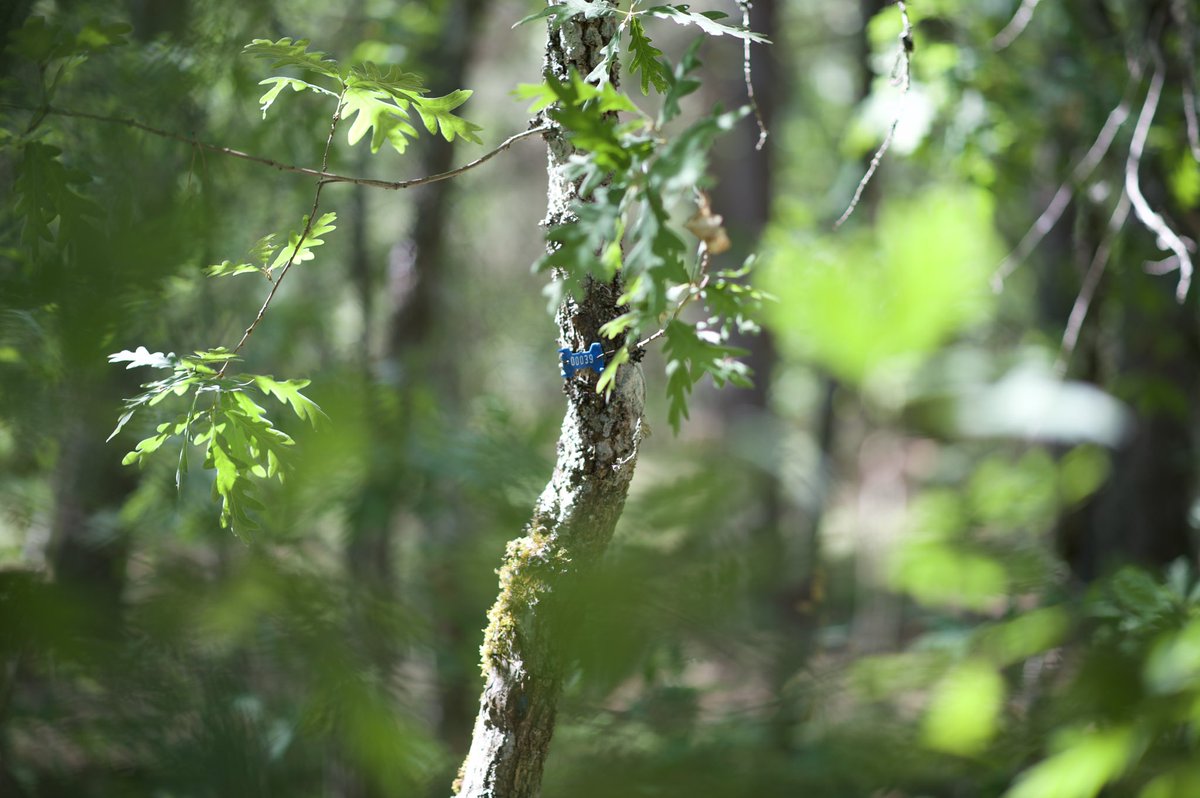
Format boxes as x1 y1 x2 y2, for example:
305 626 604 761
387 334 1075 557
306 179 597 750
991 97 1131 291
1184 88 1200 162
0 102 550 191
833 1 911 229
217 90 347 377
1124 61 1195 301
736 0 769 151
1172 0 1200 161
992 0 1043 50
1056 192 1131 375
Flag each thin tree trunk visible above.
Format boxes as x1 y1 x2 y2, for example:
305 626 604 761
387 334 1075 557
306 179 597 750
454 8 644 797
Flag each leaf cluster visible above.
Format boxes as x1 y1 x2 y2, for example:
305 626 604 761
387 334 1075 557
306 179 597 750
95 32 482 535
998 563 1200 798
521 33 768 430
2 15 131 142
108 347 324 533
245 38 482 154
109 205 348 531
206 212 337 280
12 141 100 259
7 16 131 65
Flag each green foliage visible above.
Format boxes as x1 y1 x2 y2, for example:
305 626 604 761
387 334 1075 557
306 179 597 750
658 38 703 124
922 658 1004 756
257 77 340 117
627 18 669 95
12 142 99 258
889 445 1102 612
663 319 751 431
996 565 1200 797
245 38 482 153
100 30 484 530
70 0 772 536
206 212 338 279
242 37 341 79
340 84 423 153
1007 726 1137 798
642 4 768 42
109 347 323 533
846 561 1200 797
270 212 337 271
7 15 131 71
526 47 764 430
7 3 1200 797
412 89 483 143
763 185 1001 385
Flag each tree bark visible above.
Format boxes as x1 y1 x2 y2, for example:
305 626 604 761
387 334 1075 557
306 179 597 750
454 8 645 797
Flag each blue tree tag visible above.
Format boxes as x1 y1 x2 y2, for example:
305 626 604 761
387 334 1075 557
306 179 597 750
559 342 605 378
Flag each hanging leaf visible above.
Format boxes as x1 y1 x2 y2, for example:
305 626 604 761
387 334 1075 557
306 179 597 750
628 18 670 95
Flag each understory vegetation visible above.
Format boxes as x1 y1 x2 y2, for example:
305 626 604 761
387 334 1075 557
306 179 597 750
2 0 1199 796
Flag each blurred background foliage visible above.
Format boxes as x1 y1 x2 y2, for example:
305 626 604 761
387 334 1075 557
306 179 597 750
2 0 1200 796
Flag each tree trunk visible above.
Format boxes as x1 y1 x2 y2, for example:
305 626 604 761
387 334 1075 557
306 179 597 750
454 8 645 797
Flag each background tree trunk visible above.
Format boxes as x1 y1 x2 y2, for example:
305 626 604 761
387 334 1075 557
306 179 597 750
454 7 645 797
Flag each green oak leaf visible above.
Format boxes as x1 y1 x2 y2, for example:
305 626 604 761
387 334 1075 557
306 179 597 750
243 38 340 79
341 87 419 153
413 90 483 143
628 18 670 95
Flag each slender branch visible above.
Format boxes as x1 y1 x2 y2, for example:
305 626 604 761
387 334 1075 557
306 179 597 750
1184 87 1200 163
1172 0 1200 161
833 0 911 229
386 125 550 189
1056 192 1131 375
1124 62 1195 301
217 90 347 377
0 102 549 191
736 0 768 151
992 0 1042 50
991 96 1131 291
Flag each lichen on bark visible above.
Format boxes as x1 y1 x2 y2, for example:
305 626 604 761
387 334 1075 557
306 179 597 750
453 6 645 798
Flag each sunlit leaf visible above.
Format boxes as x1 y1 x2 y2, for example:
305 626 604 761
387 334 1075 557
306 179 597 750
1141 766 1200 798
978 607 1071 667
256 76 338 118
892 538 1007 611
413 90 483 144
347 61 425 98
763 185 1001 384
923 659 1004 756
108 346 174 370
642 5 769 42
1005 727 1135 798
250 375 325 425
1145 619 1200 695
243 37 340 79
269 212 337 272
341 87 419 153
